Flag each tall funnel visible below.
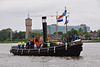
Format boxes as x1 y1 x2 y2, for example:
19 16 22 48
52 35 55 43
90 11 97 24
42 16 47 47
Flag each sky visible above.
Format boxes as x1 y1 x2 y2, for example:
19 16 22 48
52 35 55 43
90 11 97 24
0 0 100 31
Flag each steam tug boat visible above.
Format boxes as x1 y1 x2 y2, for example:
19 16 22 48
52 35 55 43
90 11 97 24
10 17 83 56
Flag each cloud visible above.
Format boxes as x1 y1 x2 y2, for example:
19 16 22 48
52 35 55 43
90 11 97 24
0 0 100 31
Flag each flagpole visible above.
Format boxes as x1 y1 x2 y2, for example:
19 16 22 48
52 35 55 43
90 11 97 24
66 16 68 38
65 7 68 41
56 11 58 38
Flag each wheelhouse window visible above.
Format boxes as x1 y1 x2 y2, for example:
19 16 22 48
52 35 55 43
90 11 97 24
40 37 43 41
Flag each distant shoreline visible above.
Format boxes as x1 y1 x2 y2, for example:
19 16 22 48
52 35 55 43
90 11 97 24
0 40 100 43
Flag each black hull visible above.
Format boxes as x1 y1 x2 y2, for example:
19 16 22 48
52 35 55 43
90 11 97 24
10 42 83 56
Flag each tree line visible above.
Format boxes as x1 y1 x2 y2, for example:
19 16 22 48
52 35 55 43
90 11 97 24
0 28 43 42
62 28 91 39
0 28 25 41
0 28 100 42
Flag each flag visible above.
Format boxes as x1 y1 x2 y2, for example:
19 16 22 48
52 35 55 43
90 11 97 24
62 10 66 16
65 19 68 24
65 14 69 24
57 18 63 22
57 15 63 19
57 10 66 19
57 15 63 22
57 10 66 22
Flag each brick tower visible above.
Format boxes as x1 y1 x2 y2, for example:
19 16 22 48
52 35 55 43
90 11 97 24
25 16 32 38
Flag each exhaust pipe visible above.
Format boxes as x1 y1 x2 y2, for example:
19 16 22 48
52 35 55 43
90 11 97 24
42 16 47 47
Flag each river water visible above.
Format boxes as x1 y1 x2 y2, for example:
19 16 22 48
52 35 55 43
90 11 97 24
0 43 100 67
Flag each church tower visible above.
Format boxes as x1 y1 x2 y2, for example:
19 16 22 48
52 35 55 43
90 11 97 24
25 14 32 38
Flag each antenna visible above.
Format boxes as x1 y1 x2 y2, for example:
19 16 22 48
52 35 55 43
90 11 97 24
65 6 67 13
28 8 29 18
65 6 66 10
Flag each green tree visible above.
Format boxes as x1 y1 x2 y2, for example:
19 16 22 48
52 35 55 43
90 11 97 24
13 31 25 39
62 33 67 39
68 31 72 36
0 28 12 41
78 28 83 35
71 28 78 35
97 30 100 33
53 32 56 35
97 29 100 37
29 32 43 38
83 31 91 39
79 28 83 32
53 32 63 35
58 32 63 35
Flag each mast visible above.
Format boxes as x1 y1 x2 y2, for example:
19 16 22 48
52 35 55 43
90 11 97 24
56 11 58 37
65 7 68 40
66 16 68 38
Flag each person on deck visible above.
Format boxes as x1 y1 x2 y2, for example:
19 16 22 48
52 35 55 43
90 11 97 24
30 39 34 49
29 35 35 49
69 35 73 42
47 42 50 47
22 40 25 49
18 41 21 49
73 34 79 40
26 41 29 49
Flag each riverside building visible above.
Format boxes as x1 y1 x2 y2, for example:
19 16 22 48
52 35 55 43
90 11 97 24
47 24 90 34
